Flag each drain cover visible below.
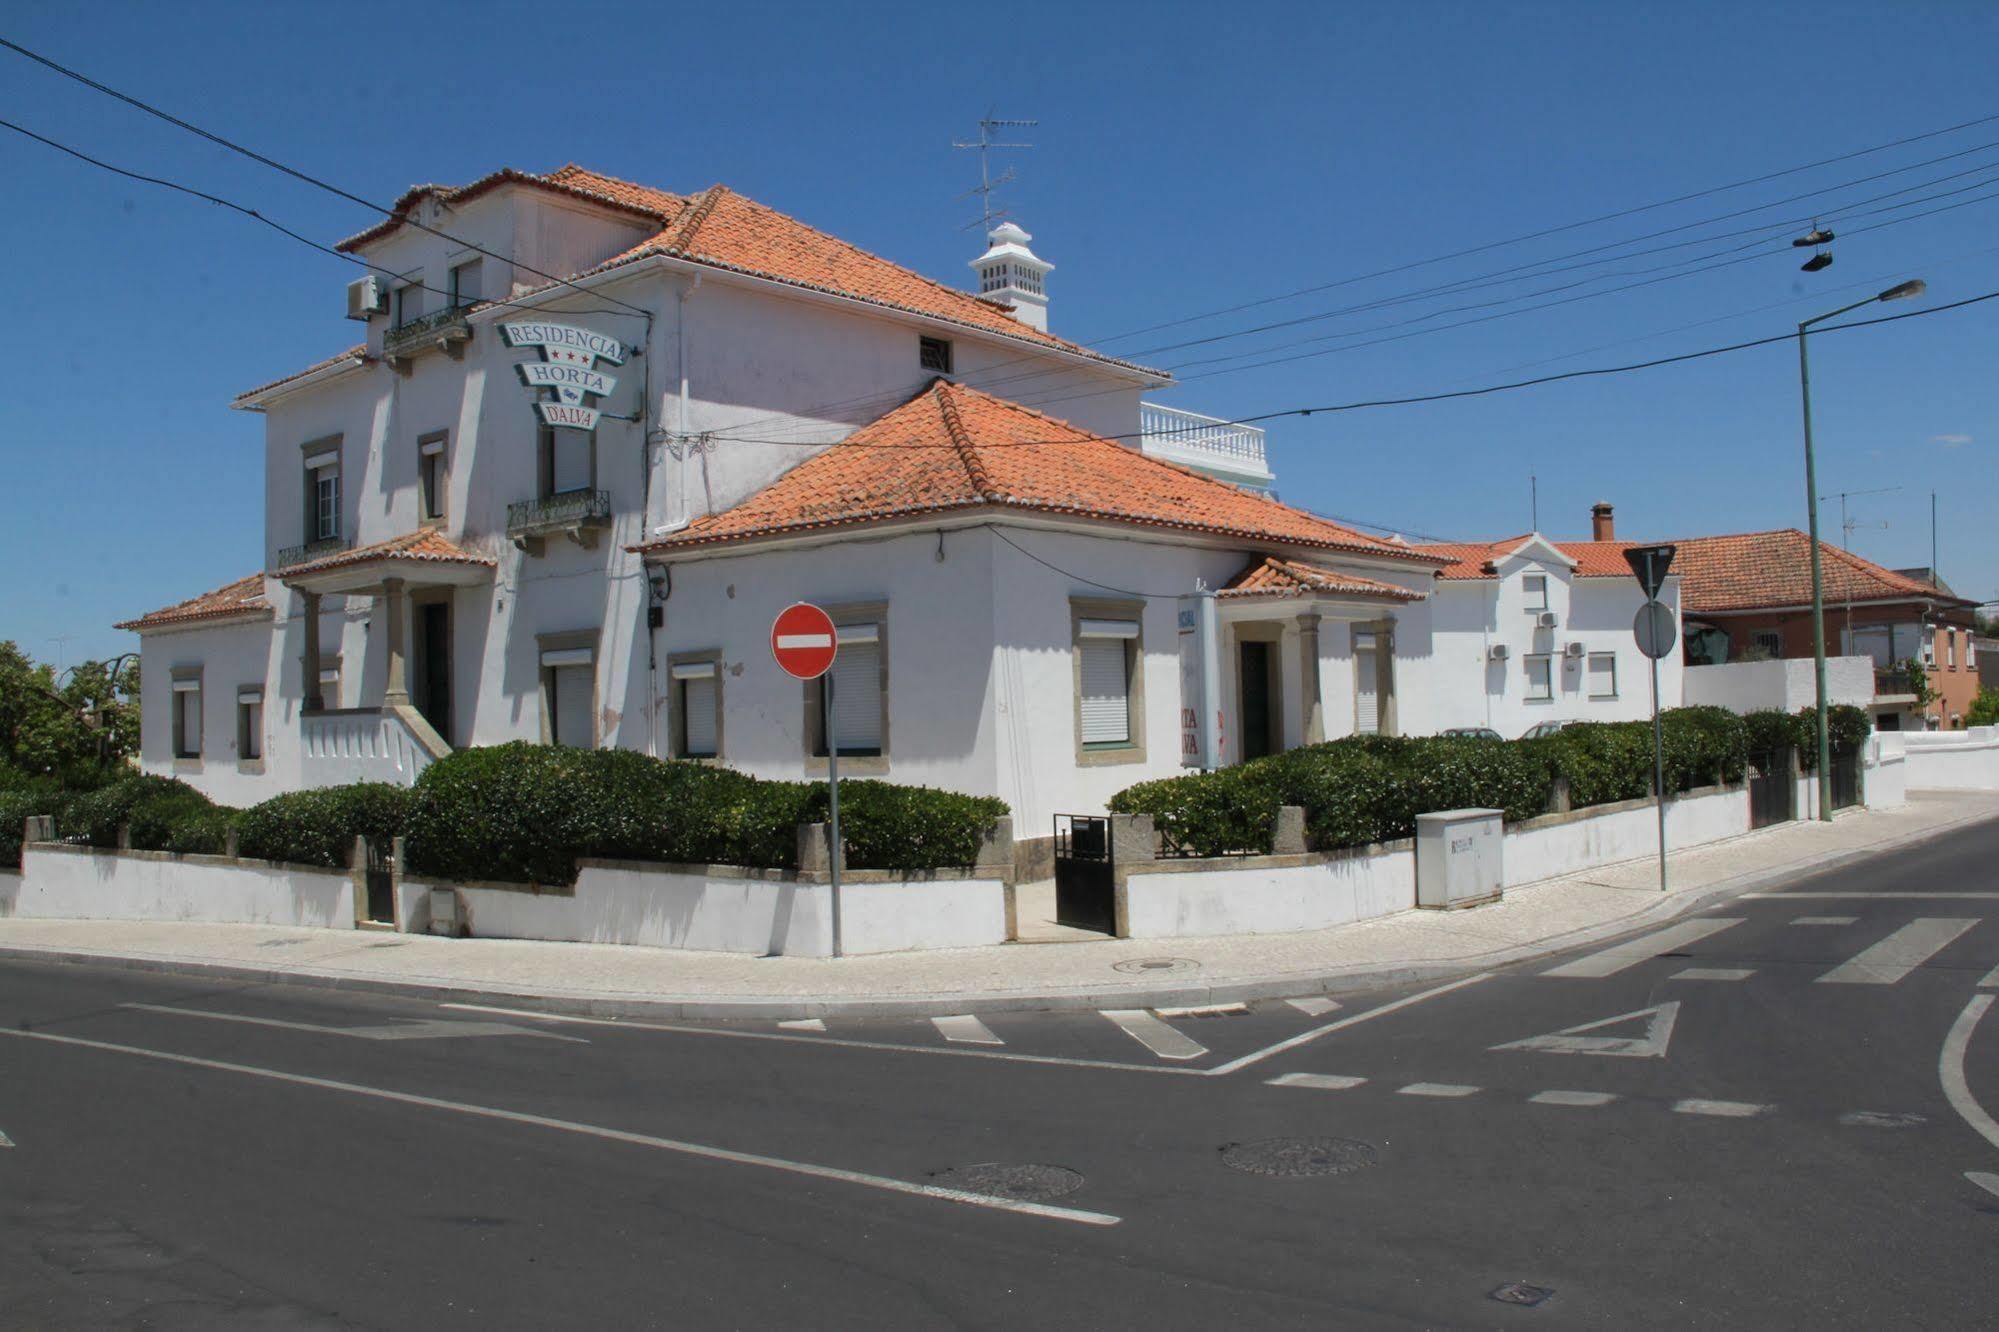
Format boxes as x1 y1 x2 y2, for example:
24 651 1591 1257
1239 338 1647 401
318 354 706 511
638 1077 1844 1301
1111 957 1199 976
929 1164 1084 1202
1839 1110 1927 1129
1490 1283 1555 1307
1220 1136 1378 1178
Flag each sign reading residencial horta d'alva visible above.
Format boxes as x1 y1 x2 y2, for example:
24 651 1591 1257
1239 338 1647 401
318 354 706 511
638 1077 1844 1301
501 322 627 431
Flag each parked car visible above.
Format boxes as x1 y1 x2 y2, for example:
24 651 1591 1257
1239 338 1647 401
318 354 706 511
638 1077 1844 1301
1441 727 1504 741
1519 721 1573 740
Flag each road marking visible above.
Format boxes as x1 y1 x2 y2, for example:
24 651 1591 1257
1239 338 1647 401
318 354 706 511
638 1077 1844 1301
1791 916 1859 926
1265 1072 1367 1091
1493 1002 1680 1058
1530 1090 1617 1107
1743 892 1999 900
1100 1010 1207 1061
1153 1003 1247 1018
124 1003 586 1043
1940 994 1999 1153
1540 919 1741 978
0 1128 12 1148
1968 1172 1999 1202
0 1027 1120 1227
1286 997 1340 1017
1815 918 1977 985
1398 1082 1480 1098
1837 1110 1927 1129
1670 967 1755 982
1204 974 1492 1076
1673 1099 1771 1118
777 1019 827 1032
1978 962 1999 990
930 1015 1002 1046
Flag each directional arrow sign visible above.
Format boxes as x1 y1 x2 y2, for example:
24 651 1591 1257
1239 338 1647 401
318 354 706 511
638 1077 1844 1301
1491 1001 1680 1058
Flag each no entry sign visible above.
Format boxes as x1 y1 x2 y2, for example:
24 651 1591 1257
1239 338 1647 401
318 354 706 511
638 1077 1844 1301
771 602 838 680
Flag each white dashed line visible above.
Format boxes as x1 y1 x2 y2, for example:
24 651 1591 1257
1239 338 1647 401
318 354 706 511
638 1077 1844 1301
1286 997 1341 1017
1816 918 1977 986
1978 962 1999 990
1265 1072 1368 1091
1398 1083 1480 1098
1672 1099 1771 1118
1967 1172 1999 1202
1670 967 1755 982
1529 1090 1618 1107
1099 1010 1208 1061
930 1015 1003 1046
1540 919 1742 978
776 1019 827 1032
1791 916 1858 926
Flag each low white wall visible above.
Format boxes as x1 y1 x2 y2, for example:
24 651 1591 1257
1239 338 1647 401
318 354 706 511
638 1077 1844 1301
1683 655 1874 713
1504 787 1748 888
451 859 1008 957
10 845 354 928
1901 725 1999 791
1865 734 1908 809
1122 845 1414 940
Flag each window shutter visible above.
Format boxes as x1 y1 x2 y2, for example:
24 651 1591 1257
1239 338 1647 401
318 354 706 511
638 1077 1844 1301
1354 634 1380 735
828 639 883 752
682 676 718 756
552 663 594 747
1079 639 1131 745
552 432 591 493
1588 653 1616 697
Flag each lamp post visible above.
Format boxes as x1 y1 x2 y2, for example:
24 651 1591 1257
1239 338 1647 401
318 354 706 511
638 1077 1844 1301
1797 277 1926 820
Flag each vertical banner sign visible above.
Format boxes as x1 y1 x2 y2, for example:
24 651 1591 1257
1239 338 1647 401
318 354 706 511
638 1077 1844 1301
500 322 628 431
1177 591 1223 769
770 603 844 955
1624 545 1678 893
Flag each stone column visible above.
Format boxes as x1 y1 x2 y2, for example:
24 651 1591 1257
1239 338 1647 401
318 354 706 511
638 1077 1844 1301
301 590 324 712
1298 611 1325 745
381 577 409 705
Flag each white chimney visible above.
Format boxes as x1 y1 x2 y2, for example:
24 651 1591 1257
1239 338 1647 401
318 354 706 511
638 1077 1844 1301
970 221 1053 331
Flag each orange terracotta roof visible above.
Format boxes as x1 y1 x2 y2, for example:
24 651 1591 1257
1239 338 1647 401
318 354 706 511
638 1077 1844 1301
275 530 496 580
1412 536 1649 579
1219 556 1425 602
334 166 681 252
636 380 1446 562
1673 529 1972 614
116 573 271 633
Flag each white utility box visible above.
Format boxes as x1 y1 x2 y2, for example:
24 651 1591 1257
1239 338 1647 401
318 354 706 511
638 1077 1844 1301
1415 808 1503 910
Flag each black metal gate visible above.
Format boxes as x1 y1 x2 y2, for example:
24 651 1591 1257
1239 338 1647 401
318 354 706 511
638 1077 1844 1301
1746 749 1794 829
1053 815 1117 935
1830 748 1862 811
363 839 396 924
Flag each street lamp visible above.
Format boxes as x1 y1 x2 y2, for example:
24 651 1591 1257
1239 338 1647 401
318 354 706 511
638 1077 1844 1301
1797 277 1927 820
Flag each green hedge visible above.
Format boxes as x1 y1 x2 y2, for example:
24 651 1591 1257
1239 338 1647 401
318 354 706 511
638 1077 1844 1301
59 775 227 854
1109 765 1281 858
235 783 413 869
404 742 1006 886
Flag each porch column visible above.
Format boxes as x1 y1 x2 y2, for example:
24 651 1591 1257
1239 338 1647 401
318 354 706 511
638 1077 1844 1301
381 577 409 705
1378 618 1399 737
302 591 324 712
1298 611 1325 745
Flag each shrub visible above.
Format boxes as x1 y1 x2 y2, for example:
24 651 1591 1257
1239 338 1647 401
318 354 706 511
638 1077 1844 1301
818 782 1008 872
1108 766 1278 857
236 783 414 869
1788 703 1874 769
1659 705 1750 790
1370 735 1554 831
1969 688 1999 729
0 785 64 869
1537 723 1656 806
60 775 219 852
1254 743 1396 848
1741 708 1809 758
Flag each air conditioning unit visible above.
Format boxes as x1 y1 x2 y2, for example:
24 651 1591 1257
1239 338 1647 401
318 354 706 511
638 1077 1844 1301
346 275 388 321
1564 641 1587 658
1487 643 1510 662
1536 611 1560 629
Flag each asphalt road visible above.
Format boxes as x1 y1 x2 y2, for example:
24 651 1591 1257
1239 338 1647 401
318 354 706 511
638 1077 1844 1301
3 818 1996 1329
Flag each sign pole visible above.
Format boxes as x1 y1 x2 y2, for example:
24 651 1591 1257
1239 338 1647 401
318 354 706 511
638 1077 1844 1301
772 602 844 959
1650 647 1666 893
1623 545 1679 896
823 672 842 959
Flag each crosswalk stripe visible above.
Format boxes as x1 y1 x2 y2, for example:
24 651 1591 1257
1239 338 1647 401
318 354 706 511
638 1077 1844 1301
1266 1072 1367 1090
930 1015 1003 1046
1540 918 1742 978
1099 1010 1207 1061
1673 1099 1771 1118
1530 1090 1617 1107
1670 967 1755 982
1815 918 1977 985
1791 916 1858 926
1397 1083 1480 1098
776 1019 826 1032
1286 997 1340 1017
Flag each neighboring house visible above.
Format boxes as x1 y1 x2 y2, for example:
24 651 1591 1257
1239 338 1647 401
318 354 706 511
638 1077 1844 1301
1978 635 1999 692
1406 504 1682 738
115 161 1437 848
1672 530 1980 729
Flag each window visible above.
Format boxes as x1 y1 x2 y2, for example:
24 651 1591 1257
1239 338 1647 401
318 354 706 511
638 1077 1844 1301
671 657 721 759
537 635 598 748
171 671 201 759
1846 622 1924 667
1947 630 1958 670
1523 574 1549 611
237 687 264 762
1525 654 1554 702
1077 618 1139 751
824 624 884 756
302 442 341 543
1752 630 1783 659
449 259 481 307
1587 652 1618 699
540 426 593 497
1354 630 1381 735
418 433 447 523
394 280 425 327
919 336 953 374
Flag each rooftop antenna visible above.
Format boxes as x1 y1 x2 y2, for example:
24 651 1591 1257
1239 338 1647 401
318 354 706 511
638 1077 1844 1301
1818 484 1900 551
953 114 1036 232
1530 473 1539 532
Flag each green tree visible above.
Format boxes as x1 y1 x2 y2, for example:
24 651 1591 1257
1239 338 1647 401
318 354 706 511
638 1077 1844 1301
1969 688 1999 728
0 641 141 786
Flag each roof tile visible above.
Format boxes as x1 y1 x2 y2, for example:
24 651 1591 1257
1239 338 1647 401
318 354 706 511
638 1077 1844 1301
275 529 495 580
1219 556 1425 602
116 573 271 633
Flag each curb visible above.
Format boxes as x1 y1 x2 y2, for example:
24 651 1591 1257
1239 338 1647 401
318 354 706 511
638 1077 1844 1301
2 803 1994 1020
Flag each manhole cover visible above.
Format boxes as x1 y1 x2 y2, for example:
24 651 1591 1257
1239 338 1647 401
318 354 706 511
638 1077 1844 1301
928 1164 1084 1202
1111 957 1199 976
1220 1137 1378 1178
1490 1282 1555 1307
1839 1110 1927 1129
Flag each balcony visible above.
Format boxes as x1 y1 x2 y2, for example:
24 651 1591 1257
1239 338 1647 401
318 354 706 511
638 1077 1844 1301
276 537 352 571
301 706 447 788
382 304 473 371
508 488 612 553
1138 403 1274 492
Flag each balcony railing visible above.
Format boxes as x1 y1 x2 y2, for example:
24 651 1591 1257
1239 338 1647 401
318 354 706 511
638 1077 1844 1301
508 489 612 552
1138 403 1274 489
276 536 351 570
382 304 473 366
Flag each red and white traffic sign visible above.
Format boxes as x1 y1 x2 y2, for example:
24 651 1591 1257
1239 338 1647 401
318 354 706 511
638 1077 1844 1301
770 602 838 680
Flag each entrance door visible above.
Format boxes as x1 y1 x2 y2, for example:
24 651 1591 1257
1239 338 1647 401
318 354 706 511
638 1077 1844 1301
415 601 452 745
1240 640 1275 761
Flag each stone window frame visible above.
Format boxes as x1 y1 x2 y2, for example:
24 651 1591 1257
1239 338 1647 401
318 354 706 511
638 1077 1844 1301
235 685 266 769
1524 651 1556 703
803 601 889 777
418 431 449 527
169 665 203 764
668 649 725 762
1071 596 1147 767
537 425 598 500
1587 651 1619 701
1351 619 1399 737
300 435 342 544
536 628 601 748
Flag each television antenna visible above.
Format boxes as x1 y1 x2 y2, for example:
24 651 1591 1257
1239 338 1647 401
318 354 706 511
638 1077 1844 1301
952 114 1036 232
1818 484 1900 550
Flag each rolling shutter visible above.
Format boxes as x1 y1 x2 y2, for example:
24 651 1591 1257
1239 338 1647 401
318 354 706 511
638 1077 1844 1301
1354 633 1379 735
1079 638 1131 745
1588 653 1617 698
681 675 717 756
552 431 591 493
828 629 882 753
551 663 594 747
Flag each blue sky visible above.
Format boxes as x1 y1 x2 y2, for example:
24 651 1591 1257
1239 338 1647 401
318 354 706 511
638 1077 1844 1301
2 0 1994 665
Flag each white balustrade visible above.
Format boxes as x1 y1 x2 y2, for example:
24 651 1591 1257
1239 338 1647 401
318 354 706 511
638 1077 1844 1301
1138 403 1274 487
301 708 439 787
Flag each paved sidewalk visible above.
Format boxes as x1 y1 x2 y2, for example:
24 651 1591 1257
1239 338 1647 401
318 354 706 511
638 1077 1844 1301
1 792 1993 1018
